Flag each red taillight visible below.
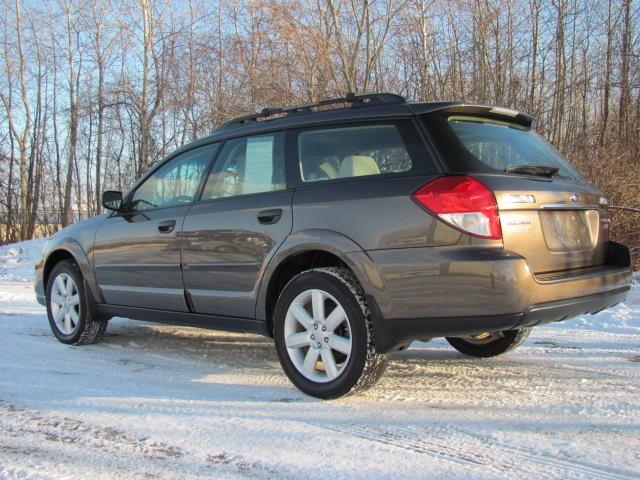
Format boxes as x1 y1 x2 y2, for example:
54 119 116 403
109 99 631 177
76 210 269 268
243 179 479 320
412 176 502 239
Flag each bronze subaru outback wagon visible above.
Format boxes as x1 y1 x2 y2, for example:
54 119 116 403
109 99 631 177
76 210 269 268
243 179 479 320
35 93 632 398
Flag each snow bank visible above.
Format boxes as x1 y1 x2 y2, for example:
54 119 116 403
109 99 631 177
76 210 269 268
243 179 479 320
0 237 47 282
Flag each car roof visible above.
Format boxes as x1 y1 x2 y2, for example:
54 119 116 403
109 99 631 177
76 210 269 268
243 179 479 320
164 94 533 159
210 102 415 139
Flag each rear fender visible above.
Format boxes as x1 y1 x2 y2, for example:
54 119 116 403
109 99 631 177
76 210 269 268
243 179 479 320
255 229 382 321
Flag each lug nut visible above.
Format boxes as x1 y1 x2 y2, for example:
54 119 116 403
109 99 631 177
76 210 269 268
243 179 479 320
317 342 322 348
311 334 315 340
314 324 318 330
322 326 327 331
324 337 329 343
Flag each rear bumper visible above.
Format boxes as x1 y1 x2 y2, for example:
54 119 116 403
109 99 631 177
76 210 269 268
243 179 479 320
350 241 633 353
372 285 629 352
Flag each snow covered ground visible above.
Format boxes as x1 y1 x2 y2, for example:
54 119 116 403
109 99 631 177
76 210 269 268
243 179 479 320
0 240 638 479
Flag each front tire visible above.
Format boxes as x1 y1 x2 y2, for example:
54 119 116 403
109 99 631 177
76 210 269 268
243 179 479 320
446 327 532 358
273 267 388 399
46 260 107 345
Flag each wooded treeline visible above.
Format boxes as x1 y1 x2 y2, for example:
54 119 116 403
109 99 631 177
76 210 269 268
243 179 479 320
0 0 638 245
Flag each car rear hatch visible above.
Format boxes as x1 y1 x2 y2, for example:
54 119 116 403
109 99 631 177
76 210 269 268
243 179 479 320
419 105 609 275
484 175 607 274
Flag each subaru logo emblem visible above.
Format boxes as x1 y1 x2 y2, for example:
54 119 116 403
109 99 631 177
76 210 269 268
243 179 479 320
570 193 579 202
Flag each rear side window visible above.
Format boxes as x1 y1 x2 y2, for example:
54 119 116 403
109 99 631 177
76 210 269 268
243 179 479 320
421 113 583 181
298 123 433 183
202 133 285 199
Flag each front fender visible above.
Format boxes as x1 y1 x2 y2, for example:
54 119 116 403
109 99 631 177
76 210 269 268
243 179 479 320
40 237 101 303
254 229 382 320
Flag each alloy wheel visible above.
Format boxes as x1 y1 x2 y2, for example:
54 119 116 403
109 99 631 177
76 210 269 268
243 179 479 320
283 289 352 383
50 272 81 335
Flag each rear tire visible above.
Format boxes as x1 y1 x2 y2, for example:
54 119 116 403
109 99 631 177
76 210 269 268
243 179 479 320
46 260 107 345
273 267 388 399
446 327 532 358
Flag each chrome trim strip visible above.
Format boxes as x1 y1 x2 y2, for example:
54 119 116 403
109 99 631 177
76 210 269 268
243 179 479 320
539 204 599 210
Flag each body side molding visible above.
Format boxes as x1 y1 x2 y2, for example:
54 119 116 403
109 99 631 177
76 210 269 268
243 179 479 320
97 304 269 336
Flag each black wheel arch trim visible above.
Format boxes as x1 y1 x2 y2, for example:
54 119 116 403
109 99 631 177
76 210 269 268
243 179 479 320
41 238 103 304
254 229 376 321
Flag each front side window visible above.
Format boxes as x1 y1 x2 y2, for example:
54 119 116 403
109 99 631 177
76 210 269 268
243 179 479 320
130 144 217 211
298 124 415 183
202 133 285 199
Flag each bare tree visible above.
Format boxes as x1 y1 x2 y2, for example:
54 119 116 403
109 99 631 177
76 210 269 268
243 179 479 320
0 0 32 239
0 0 637 255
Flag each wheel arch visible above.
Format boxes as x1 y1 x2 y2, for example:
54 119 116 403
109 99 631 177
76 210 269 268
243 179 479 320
256 229 378 336
43 248 76 288
42 239 101 303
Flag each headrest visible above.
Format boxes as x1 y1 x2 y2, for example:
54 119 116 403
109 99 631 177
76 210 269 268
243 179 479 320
339 155 380 178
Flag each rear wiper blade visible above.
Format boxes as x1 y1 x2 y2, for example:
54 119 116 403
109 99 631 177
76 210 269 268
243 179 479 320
505 164 559 177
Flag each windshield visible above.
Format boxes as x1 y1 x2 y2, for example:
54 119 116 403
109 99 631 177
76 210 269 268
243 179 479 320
422 113 584 181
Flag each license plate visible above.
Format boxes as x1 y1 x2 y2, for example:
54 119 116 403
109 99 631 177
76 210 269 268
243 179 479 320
539 210 597 252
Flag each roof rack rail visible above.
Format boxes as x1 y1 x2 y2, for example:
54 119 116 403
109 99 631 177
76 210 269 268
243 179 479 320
214 92 406 133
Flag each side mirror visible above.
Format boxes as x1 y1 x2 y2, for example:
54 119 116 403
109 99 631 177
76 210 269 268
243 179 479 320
102 191 123 212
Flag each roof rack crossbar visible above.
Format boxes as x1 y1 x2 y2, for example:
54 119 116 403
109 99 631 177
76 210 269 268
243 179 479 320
214 92 406 133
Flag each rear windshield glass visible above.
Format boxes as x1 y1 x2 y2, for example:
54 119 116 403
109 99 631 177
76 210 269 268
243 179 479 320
421 113 583 181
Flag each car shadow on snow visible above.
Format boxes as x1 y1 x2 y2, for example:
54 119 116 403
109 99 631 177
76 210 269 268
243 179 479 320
6 314 638 410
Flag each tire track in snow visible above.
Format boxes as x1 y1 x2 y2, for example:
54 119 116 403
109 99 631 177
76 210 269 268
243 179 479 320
315 422 509 475
0 402 288 479
450 425 637 480
206 452 295 480
0 403 183 460
315 422 630 479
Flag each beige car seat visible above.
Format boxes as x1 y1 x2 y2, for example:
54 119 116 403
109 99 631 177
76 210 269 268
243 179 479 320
339 155 380 177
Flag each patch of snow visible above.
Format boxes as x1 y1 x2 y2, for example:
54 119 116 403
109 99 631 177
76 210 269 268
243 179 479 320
0 239 639 479
0 237 47 282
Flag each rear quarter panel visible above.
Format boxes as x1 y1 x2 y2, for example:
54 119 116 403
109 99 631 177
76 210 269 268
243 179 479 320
290 176 461 250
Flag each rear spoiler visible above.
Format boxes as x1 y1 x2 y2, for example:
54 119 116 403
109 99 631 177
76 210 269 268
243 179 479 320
409 102 535 129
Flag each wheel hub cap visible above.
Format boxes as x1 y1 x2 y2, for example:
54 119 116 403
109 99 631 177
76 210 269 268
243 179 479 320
284 289 352 383
50 273 80 335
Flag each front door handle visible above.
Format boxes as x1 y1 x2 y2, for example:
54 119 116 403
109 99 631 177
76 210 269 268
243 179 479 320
157 219 176 233
257 209 282 225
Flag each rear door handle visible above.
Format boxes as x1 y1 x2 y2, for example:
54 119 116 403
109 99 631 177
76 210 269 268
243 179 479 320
257 209 282 225
157 219 176 233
